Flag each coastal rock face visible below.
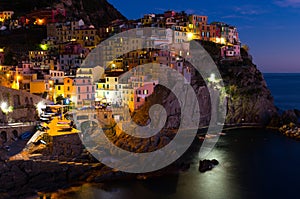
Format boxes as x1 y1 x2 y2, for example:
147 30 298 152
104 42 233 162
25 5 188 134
220 65 278 125
132 64 277 129
281 110 298 124
131 42 278 128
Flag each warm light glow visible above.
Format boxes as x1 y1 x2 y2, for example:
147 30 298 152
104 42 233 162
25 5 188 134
1 102 13 114
215 37 226 45
36 18 45 25
0 48 4 53
12 80 19 90
187 32 194 41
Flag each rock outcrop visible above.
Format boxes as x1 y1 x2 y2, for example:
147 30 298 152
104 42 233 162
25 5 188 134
219 64 278 125
199 159 219 173
132 64 278 129
279 123 300 139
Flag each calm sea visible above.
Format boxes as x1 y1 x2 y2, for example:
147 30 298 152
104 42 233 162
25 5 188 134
34 73 300 199
264 73 300 110
40 129 300 199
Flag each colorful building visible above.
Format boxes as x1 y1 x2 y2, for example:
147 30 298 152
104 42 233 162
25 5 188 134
0 11 14 22
74 77 96 107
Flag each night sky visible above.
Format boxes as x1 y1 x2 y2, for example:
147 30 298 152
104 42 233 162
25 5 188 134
108 0 300 73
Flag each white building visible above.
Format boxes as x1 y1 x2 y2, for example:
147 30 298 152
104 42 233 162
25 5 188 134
76 65 104 83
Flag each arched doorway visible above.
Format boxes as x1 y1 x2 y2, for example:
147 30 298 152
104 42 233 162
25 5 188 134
12 130 18 141
0 131 7 143
25 97 29 107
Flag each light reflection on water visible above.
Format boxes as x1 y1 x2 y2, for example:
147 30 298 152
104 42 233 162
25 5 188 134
36 129 300 199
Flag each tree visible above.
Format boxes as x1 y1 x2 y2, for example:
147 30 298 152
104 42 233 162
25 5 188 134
3 49 18 66
56 95 64 105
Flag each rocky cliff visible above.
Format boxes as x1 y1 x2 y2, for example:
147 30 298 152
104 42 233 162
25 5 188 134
132 42 278 128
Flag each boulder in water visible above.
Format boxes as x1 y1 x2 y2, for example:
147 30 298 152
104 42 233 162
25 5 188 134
199 159 219 173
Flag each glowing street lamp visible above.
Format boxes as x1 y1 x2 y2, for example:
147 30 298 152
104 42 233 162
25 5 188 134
187 32 194 41
0 102 13 114
208 73 216 83
1 102 7 111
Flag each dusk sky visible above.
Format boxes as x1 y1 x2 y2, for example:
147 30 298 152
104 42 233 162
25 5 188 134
108 0 300 73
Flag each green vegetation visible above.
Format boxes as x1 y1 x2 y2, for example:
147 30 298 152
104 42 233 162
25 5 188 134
3 48 18 66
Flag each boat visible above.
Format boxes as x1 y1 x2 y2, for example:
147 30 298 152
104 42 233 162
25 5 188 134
20 131 33 140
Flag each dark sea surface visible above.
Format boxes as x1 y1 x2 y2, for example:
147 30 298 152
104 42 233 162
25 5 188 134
36 73 300 199
264 73 300 110
41 129 300 199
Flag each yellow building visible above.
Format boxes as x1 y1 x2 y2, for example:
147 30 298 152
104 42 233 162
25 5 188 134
54 83 64 103
142 14 155 26
51 77 77 104
0 11 14 22
30 80 49 94
30 80 54 101
56 25 100 49
64 77 76 103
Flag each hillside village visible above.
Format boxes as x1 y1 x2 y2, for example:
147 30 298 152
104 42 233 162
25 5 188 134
0 6 244 112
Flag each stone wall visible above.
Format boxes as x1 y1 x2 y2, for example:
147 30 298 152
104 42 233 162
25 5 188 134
51 134 84 161
0 125 36 146
0 86 51 124
0 86 49 108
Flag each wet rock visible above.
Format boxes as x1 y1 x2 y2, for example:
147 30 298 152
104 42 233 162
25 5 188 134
282 110 298 124
279 123 300 139
199 159 219 173
211 159 219 165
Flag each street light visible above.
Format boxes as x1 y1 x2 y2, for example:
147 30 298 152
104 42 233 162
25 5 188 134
208 73 216 83
1 102 7 111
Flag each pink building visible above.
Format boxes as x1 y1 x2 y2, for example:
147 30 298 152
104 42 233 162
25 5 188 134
74 77 96 107
21 61 32 74
134 82 156 110
221 45 241 59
